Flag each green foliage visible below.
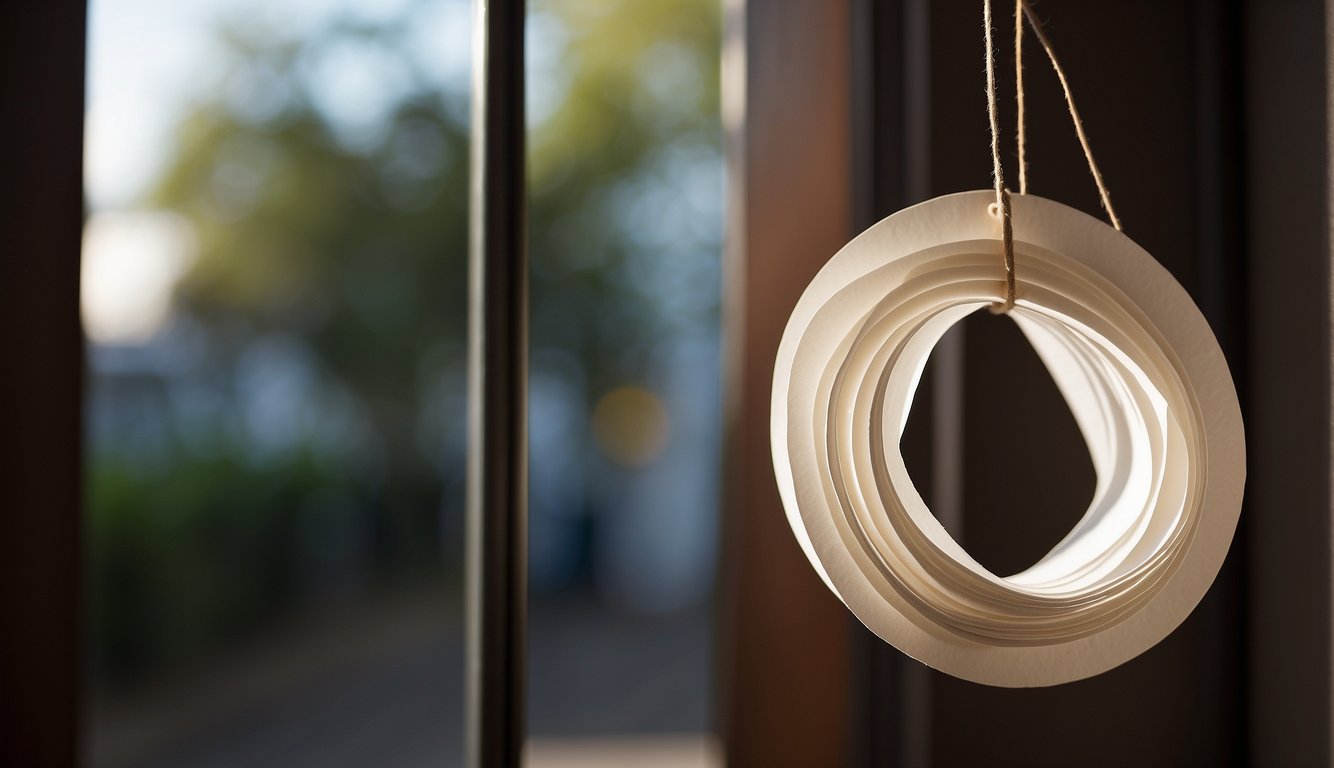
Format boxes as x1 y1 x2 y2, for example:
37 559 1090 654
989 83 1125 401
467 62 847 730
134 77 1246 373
89 445 361 688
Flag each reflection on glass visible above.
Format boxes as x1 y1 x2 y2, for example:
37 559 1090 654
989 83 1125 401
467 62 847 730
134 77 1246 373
84 0 720 765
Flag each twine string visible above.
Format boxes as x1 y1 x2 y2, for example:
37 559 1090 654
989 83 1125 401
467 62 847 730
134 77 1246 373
984 0 1016 313
1015 0 1027 195
1016 0 1122 230
987 0 1123 313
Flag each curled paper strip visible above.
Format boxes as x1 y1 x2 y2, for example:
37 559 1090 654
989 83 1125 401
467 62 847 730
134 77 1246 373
770 191 1245 687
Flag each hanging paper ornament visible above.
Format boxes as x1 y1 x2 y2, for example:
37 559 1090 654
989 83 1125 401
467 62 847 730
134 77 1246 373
769 1 1244 687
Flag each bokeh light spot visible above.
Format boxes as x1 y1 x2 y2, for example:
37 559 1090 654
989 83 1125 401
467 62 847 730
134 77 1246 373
592 386 671 467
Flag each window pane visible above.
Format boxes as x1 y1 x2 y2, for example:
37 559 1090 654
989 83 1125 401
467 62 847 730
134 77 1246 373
85 1 472 764
524 2 721 763
84 0 721 766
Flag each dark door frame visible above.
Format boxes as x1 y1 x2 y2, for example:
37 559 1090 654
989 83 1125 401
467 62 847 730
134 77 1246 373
0 2 87 765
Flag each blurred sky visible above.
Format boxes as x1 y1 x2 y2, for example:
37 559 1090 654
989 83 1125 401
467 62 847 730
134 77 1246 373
83 0 475 342
85 0 474 209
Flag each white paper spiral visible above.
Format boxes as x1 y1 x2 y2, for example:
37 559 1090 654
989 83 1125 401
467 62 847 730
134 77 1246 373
770 191 1245 687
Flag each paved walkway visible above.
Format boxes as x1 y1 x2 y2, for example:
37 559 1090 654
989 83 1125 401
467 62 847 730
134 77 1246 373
91 591 713 767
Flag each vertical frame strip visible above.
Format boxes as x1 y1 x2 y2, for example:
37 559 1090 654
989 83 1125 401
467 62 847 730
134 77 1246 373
466 0 528 765
0 2 86 764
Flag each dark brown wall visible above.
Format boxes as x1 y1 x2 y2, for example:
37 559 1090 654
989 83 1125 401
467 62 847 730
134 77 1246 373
1244 0 1332 763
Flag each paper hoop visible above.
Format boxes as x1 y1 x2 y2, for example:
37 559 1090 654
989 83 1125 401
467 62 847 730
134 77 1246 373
770 191 1245 687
